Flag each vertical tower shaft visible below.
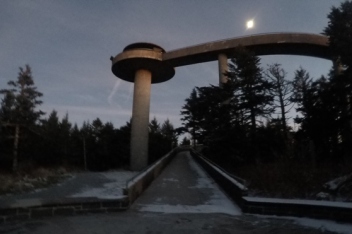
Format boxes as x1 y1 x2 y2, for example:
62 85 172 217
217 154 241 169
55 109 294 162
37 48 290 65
218 53 228 87
111 43 175 171
131 69 152 170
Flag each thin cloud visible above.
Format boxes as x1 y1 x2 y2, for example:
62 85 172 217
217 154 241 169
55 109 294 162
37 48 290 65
107 79 121 105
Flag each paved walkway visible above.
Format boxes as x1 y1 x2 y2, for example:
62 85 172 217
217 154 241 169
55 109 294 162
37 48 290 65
131 151 241 215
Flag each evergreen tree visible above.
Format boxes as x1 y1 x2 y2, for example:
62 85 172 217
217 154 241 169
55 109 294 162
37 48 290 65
324 1 352 71
226 47 274 135
100 122 118 169
180 88 203 145
180 136 191 146
60 113 72 163
0 65 44 125
291 67 313 126
148 117 164 163
0 94 15 168
193 85 234 148
0 65 44 171
41 110 62 165
226 47 274 162
117 120 131 167
180 48 274 164
310 76 341 162
290 68 326 165
45 110 60 130
89 118 109 170
324 73 352 162
70 123 84 167
161 119 178 149
80 121 94 170
0 91 16 123
324 1 352 161
149 117 161 135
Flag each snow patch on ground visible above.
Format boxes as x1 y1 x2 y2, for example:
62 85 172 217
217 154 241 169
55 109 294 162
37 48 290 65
139 204 239 216
324 173 352 191
244 196 352 208
163 178 179 182
295 218 352 234
187 155 214 189
70 171 136 199
254 214 352 234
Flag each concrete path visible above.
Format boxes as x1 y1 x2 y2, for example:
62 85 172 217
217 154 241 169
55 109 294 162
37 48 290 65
131 151 241 215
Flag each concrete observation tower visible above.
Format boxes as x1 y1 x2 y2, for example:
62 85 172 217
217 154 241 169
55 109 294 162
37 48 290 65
111 43 175 171
111 33 330 171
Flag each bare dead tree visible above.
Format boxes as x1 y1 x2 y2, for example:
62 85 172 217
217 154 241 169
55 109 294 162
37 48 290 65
264 63 293 139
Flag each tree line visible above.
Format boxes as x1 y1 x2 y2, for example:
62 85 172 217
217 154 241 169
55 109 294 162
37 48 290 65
180 1 352 168
0 65 178 172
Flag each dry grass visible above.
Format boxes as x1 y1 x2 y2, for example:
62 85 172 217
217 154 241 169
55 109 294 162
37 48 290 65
0 167 72 195
234 162 352 201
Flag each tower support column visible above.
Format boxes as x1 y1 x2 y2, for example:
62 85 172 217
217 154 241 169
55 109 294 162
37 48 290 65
131 69 152 171
111 42 175 171
218 53 228 87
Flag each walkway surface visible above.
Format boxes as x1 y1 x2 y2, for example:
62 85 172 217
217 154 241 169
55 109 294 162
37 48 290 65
0 152 351 233
131 151 241 215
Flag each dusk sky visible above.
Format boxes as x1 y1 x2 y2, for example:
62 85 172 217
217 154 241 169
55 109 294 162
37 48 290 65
0 1 344 129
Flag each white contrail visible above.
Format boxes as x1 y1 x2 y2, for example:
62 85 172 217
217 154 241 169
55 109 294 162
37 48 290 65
107 79 121 105
127 83 133 102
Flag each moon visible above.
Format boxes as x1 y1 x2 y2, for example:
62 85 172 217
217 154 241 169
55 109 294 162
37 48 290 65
246 20 254 29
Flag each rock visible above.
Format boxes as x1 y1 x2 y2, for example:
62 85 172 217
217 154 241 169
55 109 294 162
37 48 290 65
316 192 331 200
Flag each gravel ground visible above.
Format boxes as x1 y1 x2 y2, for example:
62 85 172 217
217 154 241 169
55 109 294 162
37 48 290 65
0 170 137 207
0 212 343 234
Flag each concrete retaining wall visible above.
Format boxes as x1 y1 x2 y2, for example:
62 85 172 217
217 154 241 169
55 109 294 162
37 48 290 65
191 150 352 223
242 197 352 223
124 146 190 205
191 150 248 207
